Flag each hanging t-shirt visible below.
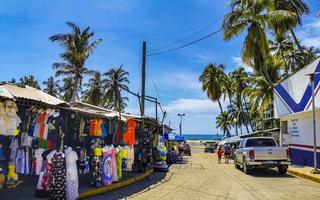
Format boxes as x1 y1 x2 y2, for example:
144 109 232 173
9 138 19 161
123 119 137 147
34 148 45 175
101 122 107 138
37 113 47 139
21 132 33 147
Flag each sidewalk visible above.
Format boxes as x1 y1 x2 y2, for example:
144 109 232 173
288 165 320 184
0 170 154 200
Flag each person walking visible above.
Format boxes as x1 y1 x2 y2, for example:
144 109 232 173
217 147 223 164
224 144 231 164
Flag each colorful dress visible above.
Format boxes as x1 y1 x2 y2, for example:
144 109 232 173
111 148 118 182
49 152 67 200
102 148 113 186
65 148 79 200
91 156 102 187
116 148 124 180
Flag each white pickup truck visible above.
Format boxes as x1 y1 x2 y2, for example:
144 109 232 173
234 137 290 174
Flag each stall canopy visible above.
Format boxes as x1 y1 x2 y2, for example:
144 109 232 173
0 84 66 105
163 133 185 141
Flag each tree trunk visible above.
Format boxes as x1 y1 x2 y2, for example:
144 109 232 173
235 122 238 136
70 76 80 102
217 99 224 114
290 28 305 55
242 96 254 132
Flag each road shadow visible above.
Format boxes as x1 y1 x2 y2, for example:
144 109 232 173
242 168 295 178
87 171 168 200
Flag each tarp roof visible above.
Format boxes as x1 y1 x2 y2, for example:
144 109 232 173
0 84 66 105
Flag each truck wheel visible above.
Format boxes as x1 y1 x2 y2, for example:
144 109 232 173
243 160 250 174
278 166 288 175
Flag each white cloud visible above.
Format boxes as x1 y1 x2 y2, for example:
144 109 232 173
232 56 253 73
297 18 320 48
163 98 219 113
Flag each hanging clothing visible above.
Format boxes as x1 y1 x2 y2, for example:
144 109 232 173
124 146 134 171
37 113 47 139
116 148 124 180
102 147 113 186
65 148 79 200
9 138 19 161
15 148 29 175
49 152 67 200
123 119 137 147
111 148 118 182
21 132 32 147
101 122 107 137
0 115 6 135
90 156 102 188
34 148 45 175
6 111 21 136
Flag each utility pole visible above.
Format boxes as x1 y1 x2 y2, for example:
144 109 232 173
306 72 320 174
141 41 147 133
178 113 186 135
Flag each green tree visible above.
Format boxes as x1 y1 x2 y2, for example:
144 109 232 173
199 63 226 114
60 77 74 102
102 66 129 111
50 22 102 102
223 0 296 86
42 76 60 97
82 72 104 106
18 75 41 89
216 111 232 137
272 0 310 54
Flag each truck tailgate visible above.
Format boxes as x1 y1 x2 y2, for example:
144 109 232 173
253 147 287 160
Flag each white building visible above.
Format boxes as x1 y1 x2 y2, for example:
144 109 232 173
274 58 320 167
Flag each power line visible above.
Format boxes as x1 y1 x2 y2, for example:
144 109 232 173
148 17 223 53
147 28 223 57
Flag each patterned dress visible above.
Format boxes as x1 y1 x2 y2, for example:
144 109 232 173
65 148 79 200
91 156 102 187
49 152 67 200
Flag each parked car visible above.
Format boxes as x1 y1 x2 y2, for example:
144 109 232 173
234 137 290 175
204 144 215 153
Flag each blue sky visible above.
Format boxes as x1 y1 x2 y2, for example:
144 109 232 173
0 0 319 134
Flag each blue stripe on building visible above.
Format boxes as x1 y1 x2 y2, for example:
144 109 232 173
290 148 320 167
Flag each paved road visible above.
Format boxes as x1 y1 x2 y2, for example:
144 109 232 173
90 148 320 200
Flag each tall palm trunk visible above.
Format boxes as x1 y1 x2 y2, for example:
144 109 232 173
217 99 224 114
242 96 254 132
70 75 80 102
290 28 305 55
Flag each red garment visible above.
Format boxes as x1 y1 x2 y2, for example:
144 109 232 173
115 121 122 144
41 162 52 191
217 150 223 158
89 119 95 136
37 113 46 139
123 119 136 147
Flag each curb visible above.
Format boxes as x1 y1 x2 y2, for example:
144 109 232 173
78 169 154 199
288 169 320 184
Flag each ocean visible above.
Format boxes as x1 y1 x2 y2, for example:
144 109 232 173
183 134 223 141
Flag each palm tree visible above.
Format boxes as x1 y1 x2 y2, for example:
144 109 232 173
102 66 129 111
199 63 226 114
82 72 104 106
60 77 74 102
50 22 102 102
230 67 251 133
243 57 281 115
272 0 310 54
18 75 41 89
42 76 60 97
216 111 232 137
269 33 294 74
222 0 297 86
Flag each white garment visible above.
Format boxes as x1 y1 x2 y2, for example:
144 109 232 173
21 132 33 147
65 147 79 200
6 112 21 135
124 146 134 171
34 148 45 175
16 149 29 174
0 115 6 135
10 138 19 161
